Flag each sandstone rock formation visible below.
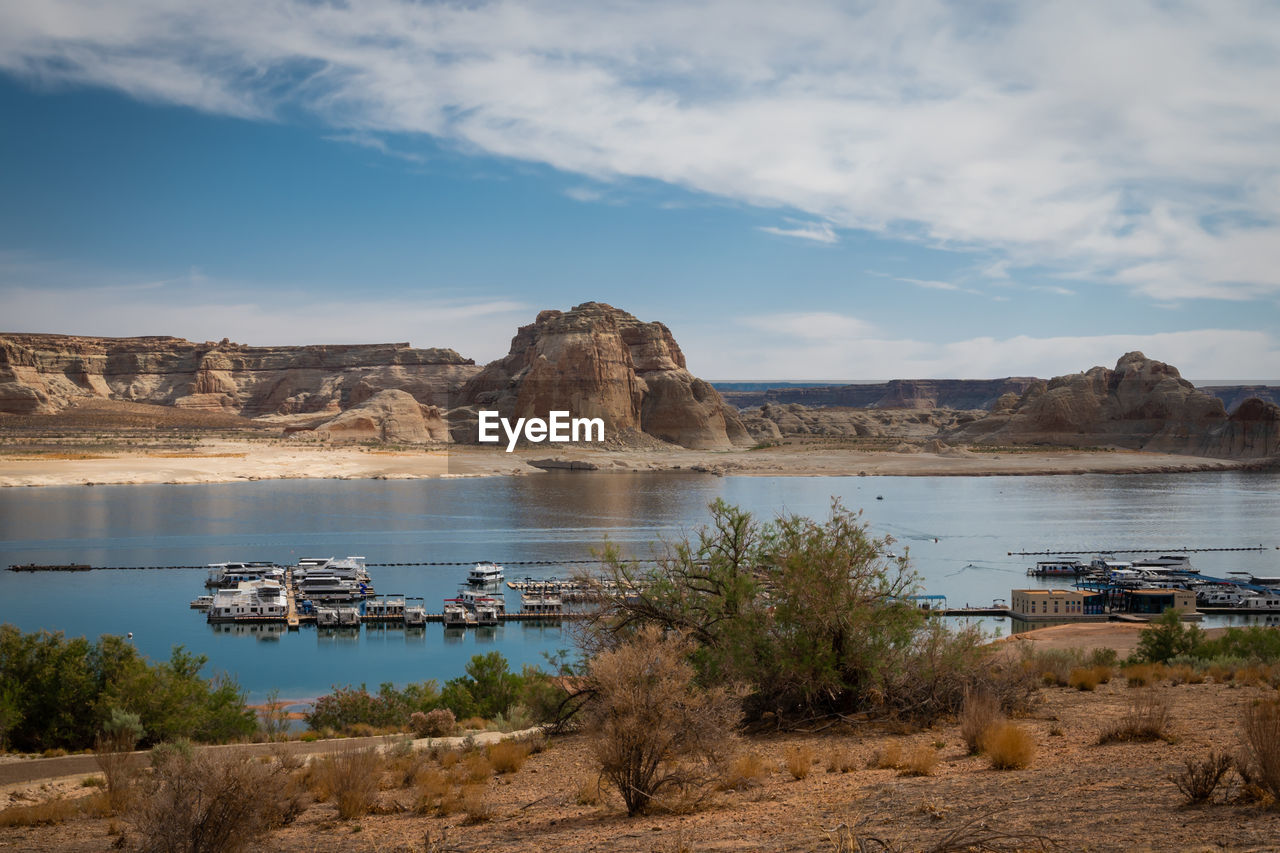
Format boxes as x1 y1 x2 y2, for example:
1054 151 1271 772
0 334 478 416
949 352 1278 458
456 303 751 450
739 403 983 442
312 390 450 444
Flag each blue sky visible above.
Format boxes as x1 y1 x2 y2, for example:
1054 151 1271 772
1 0 1278 380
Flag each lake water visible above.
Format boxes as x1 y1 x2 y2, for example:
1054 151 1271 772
2 470 1278 703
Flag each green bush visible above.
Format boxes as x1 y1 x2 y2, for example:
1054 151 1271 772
0 626 254 752
585 499 1029 726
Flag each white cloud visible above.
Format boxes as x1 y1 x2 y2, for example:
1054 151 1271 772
1 1 1279 301
758 221 838 244
688 314 1280 381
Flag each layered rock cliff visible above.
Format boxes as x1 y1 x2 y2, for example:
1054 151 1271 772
948 352 1278 458
456 303 751 449
0 334 478 417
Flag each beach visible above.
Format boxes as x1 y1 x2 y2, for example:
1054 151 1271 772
0 438 1247 487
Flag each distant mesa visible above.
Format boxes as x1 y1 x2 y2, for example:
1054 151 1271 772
453 302 751 450
946 352 1279 459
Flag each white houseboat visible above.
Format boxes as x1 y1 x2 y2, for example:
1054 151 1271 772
467 562 504 586
207 579 288 622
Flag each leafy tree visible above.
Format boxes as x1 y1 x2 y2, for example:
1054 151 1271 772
1134 609 1206 663
585 499 1020 725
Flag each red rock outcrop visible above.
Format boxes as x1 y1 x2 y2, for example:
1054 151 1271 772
457 303 750 449
0 334 478 416
948 352 1277 458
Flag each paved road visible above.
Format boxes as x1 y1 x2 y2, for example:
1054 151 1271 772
0 728 528 787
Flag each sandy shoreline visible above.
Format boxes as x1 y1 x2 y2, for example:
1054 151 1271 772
0 439 1249 487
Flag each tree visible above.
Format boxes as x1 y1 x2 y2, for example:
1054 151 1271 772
584 627 739 816
583 499 1019 725
1134 609 1205 663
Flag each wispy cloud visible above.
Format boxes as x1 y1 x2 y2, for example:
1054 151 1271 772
758 221 838 244
324 132 425 164
740 311 875 341
564 186 605 203
1 2 1279 302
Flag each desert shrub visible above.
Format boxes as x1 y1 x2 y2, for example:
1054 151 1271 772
461 784 493 823
870 741 903 770
1099 690 1173 744
982 722 1035 770
1068 667 1099 691
1236 665 1267 687
412 766 452 814
583 626 739 816
959 690 1003 755
1025 648 1082 687
784 745 814 780
95 708 144 814
462 752 493 782
1087 647 1119 668
1240 698 1280 801
486 740 531 774
410 708 457 738
312 747 383 819
1171 751 1233 803
1123 664 1161 687
130 748 295 853
1166 664 1200 686
1092 664 1113 684
901 744 938 776
826 745 857 774
722 752 770 790
307 679 442 734
459 716 489 731
1199 626 1280 663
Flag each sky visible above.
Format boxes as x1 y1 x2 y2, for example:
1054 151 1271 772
1 0 1278 381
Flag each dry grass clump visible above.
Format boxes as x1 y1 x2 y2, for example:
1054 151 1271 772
0 797 82 828
870 741 903 770
785 745 815 780
459 716 489 731
129 749 300 853
1166 664 1203 686
900 745 939 777
1099 690 1174 744
1240 698 1280 801
412 767 452 814
981 722 1035 770
1067 666 1099 691
1171 751 1234 804
1091 664 1113 684
1024 649 1078 687
826 745 858 774
311 747 384 819
959 690 1002 755
574 775 604 805
486 740 531 774
462 752 493 782
1123 663 1165 687
722 753 770 790
461 785 493 823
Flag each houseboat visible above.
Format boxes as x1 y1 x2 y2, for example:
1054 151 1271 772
365 596 406 620
443 599 473 628
467 561 504 586
207 579 288 622
205 561 282 589
1026 560 1087 577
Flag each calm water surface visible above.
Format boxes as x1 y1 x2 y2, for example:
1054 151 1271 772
2 471 1278 701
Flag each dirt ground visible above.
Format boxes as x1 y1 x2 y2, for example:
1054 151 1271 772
4 671 1280 853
